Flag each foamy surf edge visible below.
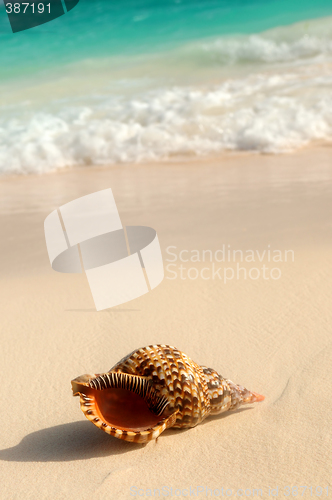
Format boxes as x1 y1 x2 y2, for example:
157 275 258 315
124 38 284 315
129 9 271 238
1 16 332 175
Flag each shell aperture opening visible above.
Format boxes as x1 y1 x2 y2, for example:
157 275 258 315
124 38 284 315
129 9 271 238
94 387 167 431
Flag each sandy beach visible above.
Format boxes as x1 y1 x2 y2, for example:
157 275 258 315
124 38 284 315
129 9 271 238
0 147 331 499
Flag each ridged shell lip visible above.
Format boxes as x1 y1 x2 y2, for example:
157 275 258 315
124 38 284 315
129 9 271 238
71 371 177 440
71 374 95 396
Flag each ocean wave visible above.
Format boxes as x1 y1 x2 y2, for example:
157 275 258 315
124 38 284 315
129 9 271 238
1 76 332 174
181 16 332 65
188 33 332 65
1 17 332 175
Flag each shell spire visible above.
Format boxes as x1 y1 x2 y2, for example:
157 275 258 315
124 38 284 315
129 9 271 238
71 345 264 443
200 366 265 415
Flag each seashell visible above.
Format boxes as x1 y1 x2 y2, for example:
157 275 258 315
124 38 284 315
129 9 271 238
71 345 264 443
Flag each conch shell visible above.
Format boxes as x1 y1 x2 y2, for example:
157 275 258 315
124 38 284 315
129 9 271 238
71 345 264 443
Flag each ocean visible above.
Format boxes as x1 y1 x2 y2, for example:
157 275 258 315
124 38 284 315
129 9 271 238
0 0 332 174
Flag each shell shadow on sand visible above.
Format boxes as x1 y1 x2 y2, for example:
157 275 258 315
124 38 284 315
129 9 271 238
0 408 251 463
0 421 133 462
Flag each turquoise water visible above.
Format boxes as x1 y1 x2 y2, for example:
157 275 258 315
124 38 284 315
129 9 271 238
0 1 332 174
1 0 332 79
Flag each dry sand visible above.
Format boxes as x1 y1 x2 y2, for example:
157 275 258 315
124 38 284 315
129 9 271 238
0 147 331 499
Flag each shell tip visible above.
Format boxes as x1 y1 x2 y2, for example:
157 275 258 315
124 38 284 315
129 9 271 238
252 392 265 402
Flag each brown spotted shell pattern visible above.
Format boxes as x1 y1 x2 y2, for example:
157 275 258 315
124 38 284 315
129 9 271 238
71 345 264 443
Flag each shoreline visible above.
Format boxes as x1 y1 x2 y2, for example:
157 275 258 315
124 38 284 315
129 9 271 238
1 145 332 280
1 141 331 182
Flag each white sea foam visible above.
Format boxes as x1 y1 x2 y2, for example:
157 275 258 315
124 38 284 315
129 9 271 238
183 15 332 65
187 33 332 65
1 17 332 174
